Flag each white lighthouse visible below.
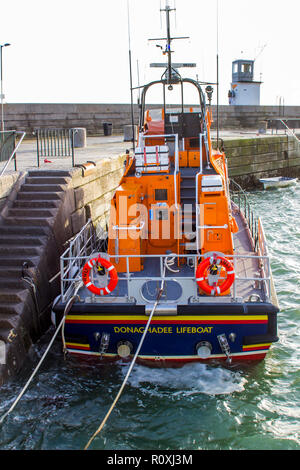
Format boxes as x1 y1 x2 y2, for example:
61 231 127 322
228 59 262 106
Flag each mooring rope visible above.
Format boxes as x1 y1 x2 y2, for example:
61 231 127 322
0 283 83 425
84 259 169 450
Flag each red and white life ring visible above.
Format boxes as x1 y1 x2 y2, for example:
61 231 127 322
196 255 235 296
82 257 118 296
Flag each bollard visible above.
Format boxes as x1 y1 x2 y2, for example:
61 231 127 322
72 128 87 148
124 125 138 142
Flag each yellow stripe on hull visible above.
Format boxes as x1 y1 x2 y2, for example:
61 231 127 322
243 343 271 350
66 314 268 322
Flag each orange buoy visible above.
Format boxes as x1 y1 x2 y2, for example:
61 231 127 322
196 255 235 296
82 257 118 296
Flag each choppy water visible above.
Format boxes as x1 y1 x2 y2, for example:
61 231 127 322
0 186 300 451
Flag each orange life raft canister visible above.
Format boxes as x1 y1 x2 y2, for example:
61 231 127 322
82 257 118 296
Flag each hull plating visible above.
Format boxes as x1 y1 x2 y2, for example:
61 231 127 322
59 310 276 365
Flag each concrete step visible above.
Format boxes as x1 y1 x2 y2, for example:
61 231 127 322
17 191 64 201
0 278 28 290
0 235 46 246
0 267 23 278
0 313 22 335
13 199 60 209
0 289 27 304
0 226 49 236
0 256 40 267
7 208 56 218
25 176 70 185
20 184 66 193
28 170 71 177
0 245 43 256
4 216 53 227
0 303 23 315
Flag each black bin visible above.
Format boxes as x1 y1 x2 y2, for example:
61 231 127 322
103 122 113 136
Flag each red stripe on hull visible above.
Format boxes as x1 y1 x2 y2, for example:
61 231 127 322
66 320 268 325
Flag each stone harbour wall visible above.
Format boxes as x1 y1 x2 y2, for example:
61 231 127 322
222 135 300 188
3 103 300 135
68 154 126 233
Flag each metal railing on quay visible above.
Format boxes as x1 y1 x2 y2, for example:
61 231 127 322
0 130 26 176
35 128 78 167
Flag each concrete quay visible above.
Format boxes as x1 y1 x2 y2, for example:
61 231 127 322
1 129 285 174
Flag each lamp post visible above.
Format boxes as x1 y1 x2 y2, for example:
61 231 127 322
0 43 11 132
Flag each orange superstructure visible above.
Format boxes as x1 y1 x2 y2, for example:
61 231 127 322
108 93 239 292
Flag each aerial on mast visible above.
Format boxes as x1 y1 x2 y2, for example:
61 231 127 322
148 0 193 89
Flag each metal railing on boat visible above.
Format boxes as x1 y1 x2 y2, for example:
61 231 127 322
60 220 272 305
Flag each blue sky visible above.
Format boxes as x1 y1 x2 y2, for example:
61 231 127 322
1 0 300 105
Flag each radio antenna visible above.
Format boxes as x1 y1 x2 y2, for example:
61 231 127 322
216 0 220 149
127 0 135 151
149 0 189 88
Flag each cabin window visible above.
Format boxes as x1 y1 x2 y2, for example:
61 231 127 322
155 189 168 201
242 63 252 73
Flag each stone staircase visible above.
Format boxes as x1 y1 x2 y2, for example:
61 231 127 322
0 170 72 384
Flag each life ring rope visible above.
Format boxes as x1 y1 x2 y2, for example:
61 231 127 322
82 257 118 296
196 255 235 297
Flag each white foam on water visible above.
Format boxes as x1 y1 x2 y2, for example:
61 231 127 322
121 363 247 397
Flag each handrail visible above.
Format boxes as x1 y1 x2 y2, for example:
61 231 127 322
279 119 300 145
229 178 259 248
113 221 145 231
195 133 203 253
0 131 26 176
61 251 272 303
138 133 179 209
60 203 271 304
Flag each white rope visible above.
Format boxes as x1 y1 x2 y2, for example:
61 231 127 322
0 283 83 425
84 261 168 450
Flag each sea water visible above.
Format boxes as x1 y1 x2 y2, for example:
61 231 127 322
0 186 299 450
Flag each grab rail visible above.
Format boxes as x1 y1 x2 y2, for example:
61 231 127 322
229 179 259 249
0 131 26 176
138 133 179 209
279 119 300 146
60 221 272 303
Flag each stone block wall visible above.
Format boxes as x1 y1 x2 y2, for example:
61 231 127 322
0 172 23 212
220 135 300 187
3 103 300 135
67 154 126 234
